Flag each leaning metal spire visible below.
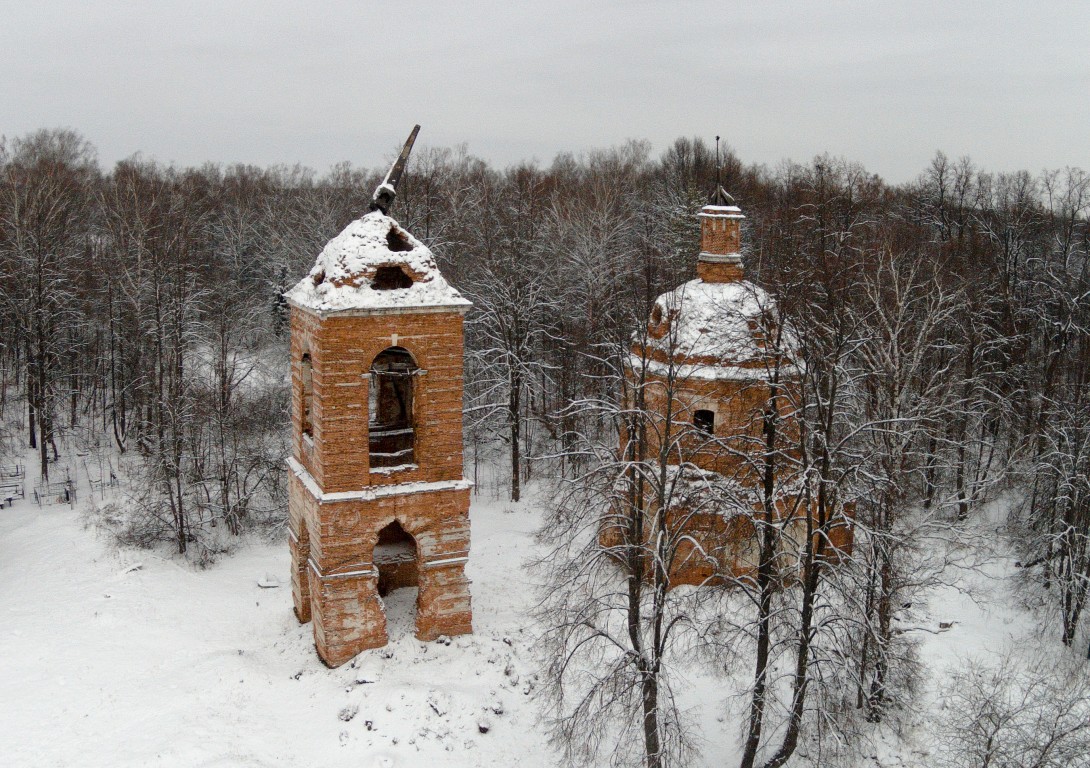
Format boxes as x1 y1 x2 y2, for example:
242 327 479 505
369 124 421 216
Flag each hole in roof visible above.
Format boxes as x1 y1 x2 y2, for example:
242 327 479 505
312 270 325 287
372 266 413 291
386 228 412 252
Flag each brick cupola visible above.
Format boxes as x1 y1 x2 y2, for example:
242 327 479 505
605 186 854 588
697 187 745 284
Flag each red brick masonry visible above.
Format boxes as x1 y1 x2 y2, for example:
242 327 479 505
288 304 473 667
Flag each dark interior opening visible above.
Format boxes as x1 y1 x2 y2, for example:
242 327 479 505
372 265 413 290
369 347 417 469
374 519 418 597
385 228 413 252
301 353 313 436
694 409 715 435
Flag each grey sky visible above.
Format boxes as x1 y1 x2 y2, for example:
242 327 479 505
2 1 1087 183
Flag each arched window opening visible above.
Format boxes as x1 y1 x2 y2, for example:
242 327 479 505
301 353 314 437
694 409 715 435
369 347 417 469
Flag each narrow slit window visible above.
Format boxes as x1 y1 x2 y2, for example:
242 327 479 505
301 353 314 437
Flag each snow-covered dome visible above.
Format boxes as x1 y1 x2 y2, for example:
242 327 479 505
642 277 793 380
285 211 471 314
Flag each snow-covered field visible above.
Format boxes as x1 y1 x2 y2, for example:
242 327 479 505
0 459 1075 768
0 468 553 768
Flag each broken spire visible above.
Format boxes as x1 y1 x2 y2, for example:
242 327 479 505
711 135 735 206
369 124 421 216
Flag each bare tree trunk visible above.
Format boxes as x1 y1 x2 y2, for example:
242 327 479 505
509 364 521 502
740 383 782 768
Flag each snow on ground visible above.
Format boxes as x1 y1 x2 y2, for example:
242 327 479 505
1 457 1081 768
0 463 551 768
867 496 1085 768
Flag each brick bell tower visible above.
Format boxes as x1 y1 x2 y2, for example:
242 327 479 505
285 127 473 667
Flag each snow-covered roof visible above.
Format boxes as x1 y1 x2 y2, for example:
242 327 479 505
646 278 773 364
698 205 745 219
285 211 471 314
632 354 799 382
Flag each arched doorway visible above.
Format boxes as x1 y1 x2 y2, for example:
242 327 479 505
374 519 419 639
368 347 418 470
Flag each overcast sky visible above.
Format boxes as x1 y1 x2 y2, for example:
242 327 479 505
2 1 1087 183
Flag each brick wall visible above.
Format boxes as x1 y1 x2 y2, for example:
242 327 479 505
700 216 741 255
289 470 472 666
697 259 745 284
609 359 854 588
637 366 803 482
290 306 467 494
288 302 474 667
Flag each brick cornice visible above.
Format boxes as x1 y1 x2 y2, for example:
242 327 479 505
287 457 472 503
286 298 471 321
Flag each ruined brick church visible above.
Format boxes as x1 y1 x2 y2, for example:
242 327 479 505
284 128 849 665
285 128 473 667
608 188 852 586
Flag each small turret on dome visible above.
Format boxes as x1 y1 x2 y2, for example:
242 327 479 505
640 189 789 381
697 186 746 284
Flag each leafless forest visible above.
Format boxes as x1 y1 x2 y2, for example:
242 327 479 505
1 129 1088 767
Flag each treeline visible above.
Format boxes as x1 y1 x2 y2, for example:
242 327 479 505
1 128 1088 759
535 152 1090 768
0 129 723 555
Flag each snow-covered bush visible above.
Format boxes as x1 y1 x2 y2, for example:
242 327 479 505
935 650 1090 768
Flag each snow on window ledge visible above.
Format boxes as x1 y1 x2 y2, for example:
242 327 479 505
370 463 419 475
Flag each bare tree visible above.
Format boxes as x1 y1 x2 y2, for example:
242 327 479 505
537 301 717 768
851 247 965 720
0 129 96 478
935 650 1090 768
